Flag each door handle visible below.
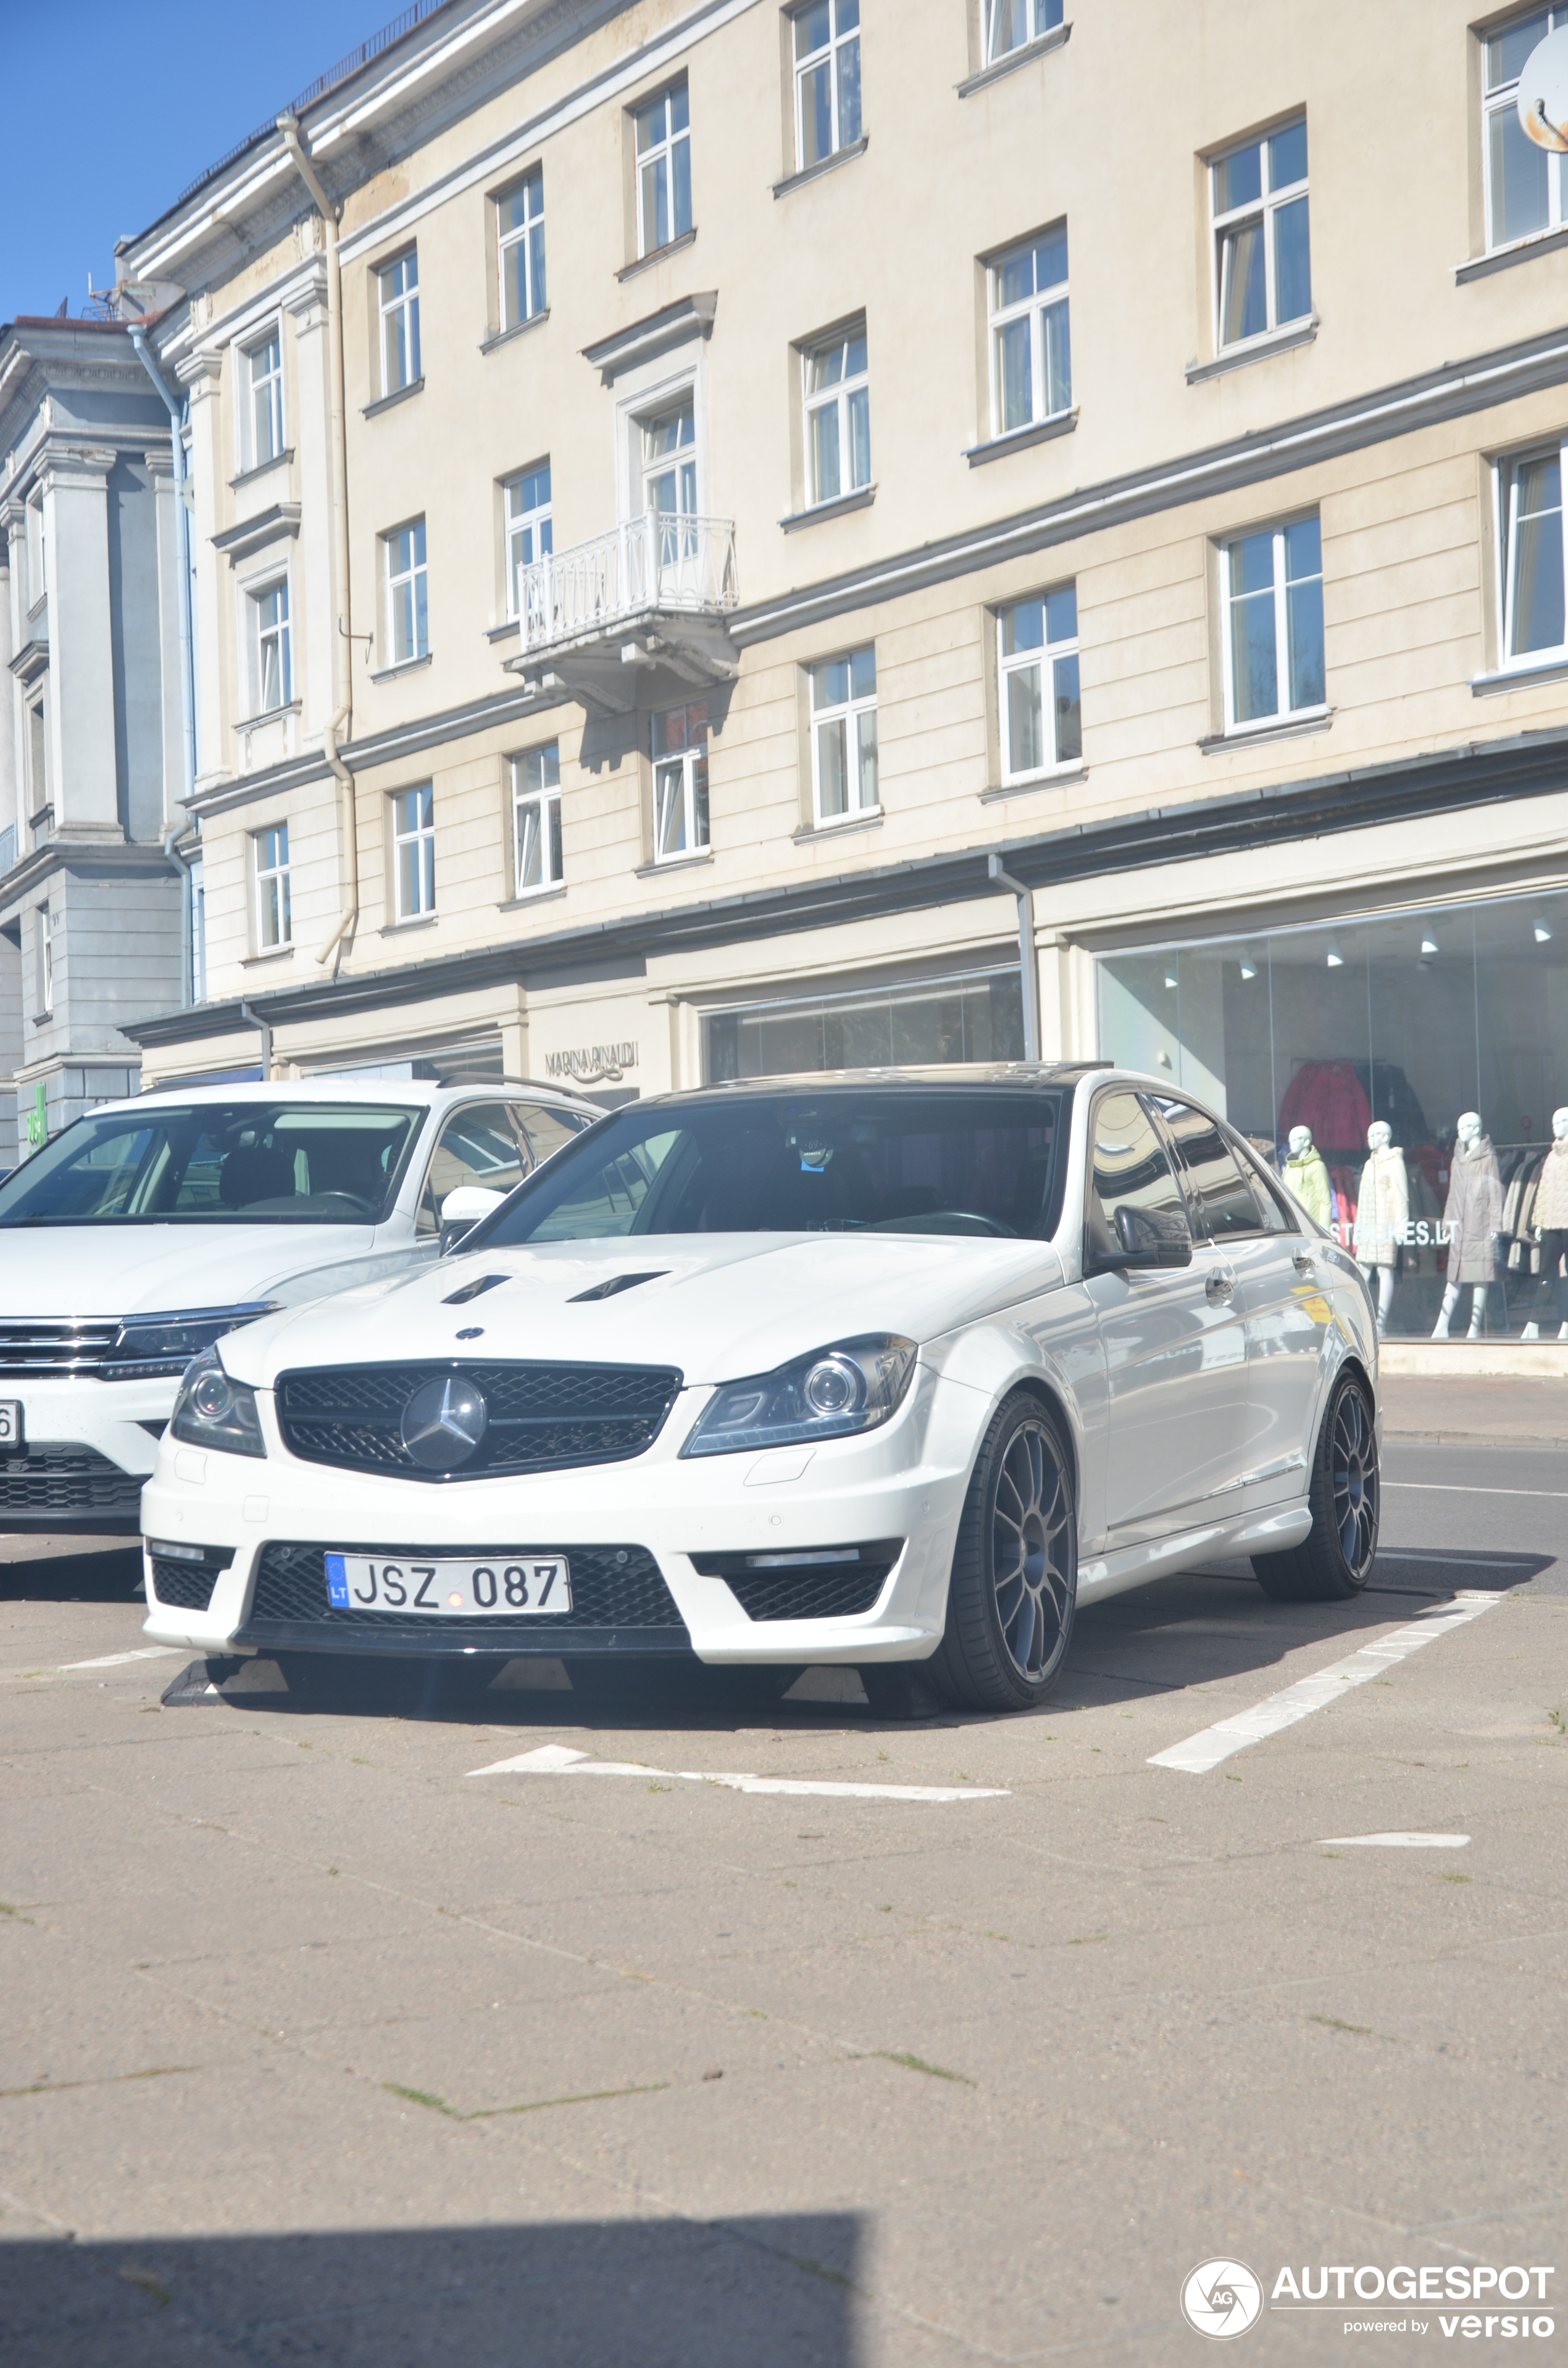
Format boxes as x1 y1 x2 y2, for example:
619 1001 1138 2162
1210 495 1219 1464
1205 1268 1235 1304
1293 1251 1316 1275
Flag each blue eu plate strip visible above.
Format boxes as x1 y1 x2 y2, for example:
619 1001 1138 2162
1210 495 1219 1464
325 1554 350 1608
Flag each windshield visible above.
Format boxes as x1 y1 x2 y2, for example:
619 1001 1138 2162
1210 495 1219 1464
0 1102 427 1228
480 1089 1066 1244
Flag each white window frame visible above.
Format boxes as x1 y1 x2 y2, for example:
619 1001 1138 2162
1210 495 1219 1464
254 821 292 950
498 169 546 329
391 784 436 921
651 703 711 862
803 322 870 506
241 329 285 470
984 0 1062 64
1483 8 1568 252
1219 514 1326 732
1210 119 1311 353
25 496 45 609
1498 440 1568 667
378 250 420 395
633 79 692 256
383 517 428 664
988 227 1070 438
36 903 53 1016
809 646 879 827
512 743 564 894
792 0 861 171
249 575 292 716
504 463 553 622
997 588 1081 782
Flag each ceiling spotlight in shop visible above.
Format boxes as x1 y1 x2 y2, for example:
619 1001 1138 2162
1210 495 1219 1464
1421 929 1440 955
1164 971 1178 990
1238 955 1258 980
1325 942 1345 968
1535 918 1554 943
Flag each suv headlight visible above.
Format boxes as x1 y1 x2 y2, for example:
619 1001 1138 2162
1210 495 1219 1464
681 1334 917 1458
168 1347 267 1459
104 1302 278 1381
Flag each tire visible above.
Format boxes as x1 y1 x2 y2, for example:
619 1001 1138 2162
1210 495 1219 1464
1252 1370 1379 1603
930 1391 1078 1713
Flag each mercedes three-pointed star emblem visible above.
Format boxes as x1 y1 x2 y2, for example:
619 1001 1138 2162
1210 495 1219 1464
399 1374 490 1471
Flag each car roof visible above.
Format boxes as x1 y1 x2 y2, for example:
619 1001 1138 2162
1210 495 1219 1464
112 1076 598 1116
646 1062 1109 1107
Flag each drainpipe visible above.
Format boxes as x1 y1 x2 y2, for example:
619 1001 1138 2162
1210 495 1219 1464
238 999 273 1081
276 111 359 968
128 324 196 1007
988 853 1043 1062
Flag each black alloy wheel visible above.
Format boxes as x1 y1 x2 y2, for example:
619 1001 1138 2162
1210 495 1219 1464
932 1391 1078 1712
1253 1370 1380 1603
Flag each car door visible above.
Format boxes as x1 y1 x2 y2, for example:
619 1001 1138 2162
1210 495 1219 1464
1156 1100 1328 1510
1082 1087 1251 1547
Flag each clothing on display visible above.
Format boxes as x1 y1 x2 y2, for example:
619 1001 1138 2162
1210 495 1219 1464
1441 1131 1504 1282
1282 1144 1332 1226
1353 1143 1409 1267
1532 1137 1568 1232
1278 1062 1372 1153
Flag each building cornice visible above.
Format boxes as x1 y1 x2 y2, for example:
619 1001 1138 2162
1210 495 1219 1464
0 838 184 914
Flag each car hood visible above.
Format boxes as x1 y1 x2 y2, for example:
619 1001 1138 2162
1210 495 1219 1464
220 1232 1066 1388
0 1223 382 1318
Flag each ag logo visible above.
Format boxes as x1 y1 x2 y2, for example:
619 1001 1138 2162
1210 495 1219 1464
1181 2260 1262 2340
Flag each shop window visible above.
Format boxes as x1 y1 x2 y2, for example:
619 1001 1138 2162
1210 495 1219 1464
1501 446 1567 661
1483 9 1568 249
809 646 878 826
512 743 562 893
652 701 709 861
989 224 1070 435
1211 117 1310 349
1221 514 1324 728
706 968 1023 1079
998 586 1080 777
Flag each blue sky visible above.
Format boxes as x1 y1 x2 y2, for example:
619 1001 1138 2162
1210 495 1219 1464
1 0 401 324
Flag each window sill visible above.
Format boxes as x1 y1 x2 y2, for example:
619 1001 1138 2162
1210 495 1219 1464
1471 654 1568 696
369 653 433 683
236 700 301 731
240 945 295 968
964 409 1077 467
793 806 883 843
228 448 294 491
498 882 567 913
362 377 424 419
1455 224 1568 285
957 19 1070 96
480 309 549 356
380 913 440 937
772 135 869 201
980 765 1086 802
1185 316 1318 383
779 484 877 531
1198 705 1333 752
617 229 698 282
486 619 521 644
635 850 712 878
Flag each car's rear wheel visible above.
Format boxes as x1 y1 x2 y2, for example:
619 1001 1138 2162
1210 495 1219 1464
1252 1370 1379 1603
931 1391 1077 1712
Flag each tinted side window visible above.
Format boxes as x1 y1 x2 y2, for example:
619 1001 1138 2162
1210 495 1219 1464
1153 1099 1266 1238
1085 1091 1188 1261
417 1102 532 1234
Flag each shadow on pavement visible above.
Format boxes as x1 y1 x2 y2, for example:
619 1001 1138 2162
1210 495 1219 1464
0 2213 861 2368
0 1538 143 1604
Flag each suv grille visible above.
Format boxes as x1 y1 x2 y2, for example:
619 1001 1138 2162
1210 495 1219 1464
246 1540 686 1641
689 1541 903 1621
275 1360 682 1480
0 1321 119 1379
0 1448 143 1515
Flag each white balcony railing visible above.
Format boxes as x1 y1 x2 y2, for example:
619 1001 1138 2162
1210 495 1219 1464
519 513 738 653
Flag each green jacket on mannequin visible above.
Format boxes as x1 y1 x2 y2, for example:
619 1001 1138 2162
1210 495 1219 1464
1283 1145 1332 1228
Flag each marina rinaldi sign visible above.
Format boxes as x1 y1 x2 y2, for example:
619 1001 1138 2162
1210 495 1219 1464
1182 2259 1554 2340
543 1040 638 1086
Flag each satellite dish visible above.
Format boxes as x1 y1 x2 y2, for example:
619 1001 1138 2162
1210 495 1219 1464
1518 24 1568 153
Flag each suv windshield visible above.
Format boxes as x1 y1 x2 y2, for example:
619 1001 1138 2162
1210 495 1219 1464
481 1089 1065 1243
0 1102 426 1228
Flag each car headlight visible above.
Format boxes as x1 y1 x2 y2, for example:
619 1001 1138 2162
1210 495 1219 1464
681 1334 917 1458
104 1302 278 1381
168 1347 267 1459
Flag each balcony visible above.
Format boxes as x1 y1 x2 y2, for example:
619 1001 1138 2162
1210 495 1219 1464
504 514 739 714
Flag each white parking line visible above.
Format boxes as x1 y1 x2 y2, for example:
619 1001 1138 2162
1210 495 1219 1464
468 1743 1007 1802
1383 1481 1568 1499
59 1647 182 1673
1147 1591 1503 1775
1319 1833 1470 1847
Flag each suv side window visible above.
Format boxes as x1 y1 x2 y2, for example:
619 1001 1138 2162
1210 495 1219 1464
1151 1098 1267 1239
1228 1134 1296 1233
514 1102 593 1164
1085 1090 1189 1265
416 1102 532 1235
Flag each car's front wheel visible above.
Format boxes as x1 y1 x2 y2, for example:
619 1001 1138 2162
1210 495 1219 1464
932 1391 1077 1712
1252 1369 1379 1602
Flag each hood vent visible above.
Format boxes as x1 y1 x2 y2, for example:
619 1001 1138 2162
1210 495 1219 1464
567 1270 667 1303
441 1273 511 1306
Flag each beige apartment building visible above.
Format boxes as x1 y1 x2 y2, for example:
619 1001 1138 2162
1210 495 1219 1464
120 0 1568 1338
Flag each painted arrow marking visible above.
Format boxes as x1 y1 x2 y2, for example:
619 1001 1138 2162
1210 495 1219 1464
468 1743 1007 1802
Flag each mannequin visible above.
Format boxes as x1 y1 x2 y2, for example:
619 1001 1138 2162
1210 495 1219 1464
1522 1105 1568 1341
1282 1124 1332 1227
1432 1111 1504 1339
1354 1119 1407 1335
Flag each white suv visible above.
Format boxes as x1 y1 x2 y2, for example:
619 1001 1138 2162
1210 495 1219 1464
0 1076 598 1535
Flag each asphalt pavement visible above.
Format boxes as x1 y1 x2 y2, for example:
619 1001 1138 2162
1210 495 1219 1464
1 1429 1564 2366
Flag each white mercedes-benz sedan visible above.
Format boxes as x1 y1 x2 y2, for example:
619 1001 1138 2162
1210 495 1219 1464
140 1066 1380 1714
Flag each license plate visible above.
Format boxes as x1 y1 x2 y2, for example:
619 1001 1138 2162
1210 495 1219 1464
323 1553 572 1615
0 1400 20 1450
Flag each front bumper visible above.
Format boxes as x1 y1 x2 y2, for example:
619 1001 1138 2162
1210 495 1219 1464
0 1376 174 1533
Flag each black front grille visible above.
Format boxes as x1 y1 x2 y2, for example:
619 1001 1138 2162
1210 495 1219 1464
0 1320 119 1378
148 1550 233 1613
276 1360 682 1481
689 1541 904 1621
0 1448 143 1515
246 1540 686 1639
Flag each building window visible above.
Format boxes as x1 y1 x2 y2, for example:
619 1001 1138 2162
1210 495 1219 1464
1211 118 1310 349
505 462 553 621
25 498 45 609
384 519 428 664
652 702 710 861
793 0 861 170
378 251 420 393
803 322 870 504
985 0 1062 63
641 399 699 570
251 579 291 714
244 331 284 468
25 696 46 811
634 81 692 255
998 587 1080 777
392 785 435 920
990 225 1070 435
513 743 563 893
810 646 878 825
1222 516 1324 727
36 905 53 1016
1501 446 1567 660
1485 9 1568 247
254 822 291 949
498 169 546 328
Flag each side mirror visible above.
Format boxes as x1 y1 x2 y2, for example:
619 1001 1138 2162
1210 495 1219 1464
1114 1203 1193 1268
439 1185 504 1257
